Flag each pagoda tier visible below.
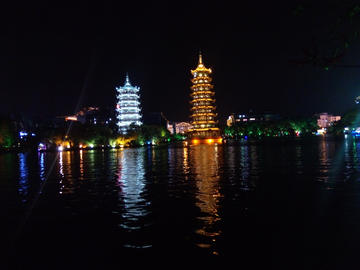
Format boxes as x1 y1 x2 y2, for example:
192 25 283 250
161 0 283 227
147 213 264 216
190 84 214 89
190 113 218 118
190 99 216 104
190 92 214 98
190 105 217 110
191 121 219 125
188 53 221 140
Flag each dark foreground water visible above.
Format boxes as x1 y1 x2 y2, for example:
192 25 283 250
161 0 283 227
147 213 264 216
1 137 360 269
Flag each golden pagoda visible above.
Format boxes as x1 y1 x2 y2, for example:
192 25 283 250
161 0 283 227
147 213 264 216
188 53 222 144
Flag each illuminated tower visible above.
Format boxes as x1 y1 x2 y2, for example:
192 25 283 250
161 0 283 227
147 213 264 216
116 74 142 133
188 53 221 142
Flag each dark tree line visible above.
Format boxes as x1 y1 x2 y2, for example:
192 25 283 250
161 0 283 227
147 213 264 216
0 115 17 148
0 113 175 150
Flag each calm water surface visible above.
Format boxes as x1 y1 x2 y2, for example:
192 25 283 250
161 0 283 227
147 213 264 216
1 137 360 269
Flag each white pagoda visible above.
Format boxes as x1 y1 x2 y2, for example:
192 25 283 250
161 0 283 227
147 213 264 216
116 74 142 133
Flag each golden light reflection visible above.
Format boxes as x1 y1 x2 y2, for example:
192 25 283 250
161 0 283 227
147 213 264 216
318 137 330 181
79 149 84 181
189 144 223 251
183 147 189 175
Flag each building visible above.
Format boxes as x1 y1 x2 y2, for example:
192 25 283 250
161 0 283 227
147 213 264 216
187 53 221 142
167 121 193 135
75 106 100 124
116 74 142 133
228 110 281 126
58 107 116 128
316 112 341 129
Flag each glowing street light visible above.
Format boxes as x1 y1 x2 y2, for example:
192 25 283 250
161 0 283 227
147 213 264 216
356 96 360 104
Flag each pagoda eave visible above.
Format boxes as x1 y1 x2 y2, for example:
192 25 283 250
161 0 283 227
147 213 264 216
190 91 214 96
190 85 214 90
190 99 215 103
190 106 216 110
191 67 212 74
191 120 217 124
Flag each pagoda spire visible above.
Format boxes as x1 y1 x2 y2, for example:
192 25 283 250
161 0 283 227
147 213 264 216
199 51 202 64
125 72 131 86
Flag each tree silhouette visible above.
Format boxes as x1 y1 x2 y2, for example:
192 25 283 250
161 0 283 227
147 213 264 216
289 0 360 68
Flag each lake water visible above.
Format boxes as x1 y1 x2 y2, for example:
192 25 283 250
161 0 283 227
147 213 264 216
1 137 360 269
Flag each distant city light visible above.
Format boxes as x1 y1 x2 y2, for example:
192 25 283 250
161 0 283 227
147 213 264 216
19 131 28 139
38 143 45 151
65 116 77 121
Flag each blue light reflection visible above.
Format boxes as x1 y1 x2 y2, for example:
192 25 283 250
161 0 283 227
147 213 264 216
18 153 28 201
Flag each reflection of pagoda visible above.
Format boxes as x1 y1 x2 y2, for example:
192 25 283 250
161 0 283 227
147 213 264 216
188 53 222 144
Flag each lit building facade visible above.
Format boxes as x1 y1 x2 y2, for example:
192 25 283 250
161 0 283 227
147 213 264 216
188 53 221 142
167 122 193 135
317 112 341 128
227 110 281 126
116 74 142 133
59 107 116 128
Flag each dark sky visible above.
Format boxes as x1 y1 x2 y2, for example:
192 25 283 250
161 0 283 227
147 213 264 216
1 0 360 124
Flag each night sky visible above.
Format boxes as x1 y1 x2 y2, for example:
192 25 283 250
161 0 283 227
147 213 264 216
2 1 360 124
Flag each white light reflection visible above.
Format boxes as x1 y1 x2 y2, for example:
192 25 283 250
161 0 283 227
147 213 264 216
116 148 151 248
59 151 64 179
59 151 74 194
38 152 45 181
239 146 251 189
227 145 254 191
